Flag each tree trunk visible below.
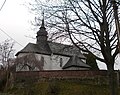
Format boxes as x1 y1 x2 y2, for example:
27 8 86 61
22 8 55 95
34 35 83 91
107 64 118 95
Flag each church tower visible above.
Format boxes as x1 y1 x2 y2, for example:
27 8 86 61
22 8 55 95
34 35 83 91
36 18 52 54
36 19 48 44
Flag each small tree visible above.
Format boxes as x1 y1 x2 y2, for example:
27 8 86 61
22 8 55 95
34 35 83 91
0 39 15 70
0 39 15 92
15 54 44 71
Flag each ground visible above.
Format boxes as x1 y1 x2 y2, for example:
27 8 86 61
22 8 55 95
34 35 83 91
1 77 120 95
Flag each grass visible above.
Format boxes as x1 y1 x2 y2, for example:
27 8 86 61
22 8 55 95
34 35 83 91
2 78 120 95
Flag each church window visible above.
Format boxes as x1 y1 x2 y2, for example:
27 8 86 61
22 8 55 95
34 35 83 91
41 56 44 67
60 58 63 67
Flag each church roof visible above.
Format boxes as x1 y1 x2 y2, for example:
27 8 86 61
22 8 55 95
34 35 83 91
62 55 91 69
16 42 86 59
16 43 51 56
48 41 85 58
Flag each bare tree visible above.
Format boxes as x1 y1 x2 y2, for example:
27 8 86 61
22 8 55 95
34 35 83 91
0 39 15 70
15 54 44 71
111 0 120 51
0 39 15 91
29 0 120 95
0 0 7 11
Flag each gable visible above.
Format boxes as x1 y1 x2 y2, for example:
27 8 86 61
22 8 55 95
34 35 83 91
62 55 91 69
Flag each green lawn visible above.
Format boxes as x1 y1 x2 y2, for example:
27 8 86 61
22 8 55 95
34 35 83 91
4 79 120 95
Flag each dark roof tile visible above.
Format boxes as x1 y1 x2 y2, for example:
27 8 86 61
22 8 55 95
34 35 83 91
16 43 51 56
16 42 85 59
62 55 91 69
48 41 85 58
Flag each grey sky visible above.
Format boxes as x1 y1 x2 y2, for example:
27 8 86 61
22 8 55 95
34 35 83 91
0 0 36 52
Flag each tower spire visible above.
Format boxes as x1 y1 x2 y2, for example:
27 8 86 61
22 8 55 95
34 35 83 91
40 11 45 29
36 11 48 44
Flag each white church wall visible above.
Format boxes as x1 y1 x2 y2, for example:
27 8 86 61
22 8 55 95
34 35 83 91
50 54 70 70
17 53 70 70
35 54 70 70
35 54 51 70
17 53 88 71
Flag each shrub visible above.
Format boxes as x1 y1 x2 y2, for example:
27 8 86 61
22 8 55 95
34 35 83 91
46 80 60 95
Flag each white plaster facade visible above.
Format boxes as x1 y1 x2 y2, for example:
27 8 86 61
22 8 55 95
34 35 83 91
17 53 70 70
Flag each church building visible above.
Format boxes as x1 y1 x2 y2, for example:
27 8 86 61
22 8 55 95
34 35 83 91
15 19 90 71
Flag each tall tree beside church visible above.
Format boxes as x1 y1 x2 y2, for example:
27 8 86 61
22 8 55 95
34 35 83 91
29 0 120 95
111 0 120 51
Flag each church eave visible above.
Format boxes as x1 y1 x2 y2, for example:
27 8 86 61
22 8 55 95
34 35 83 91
15 51 52 56
62 65 91 69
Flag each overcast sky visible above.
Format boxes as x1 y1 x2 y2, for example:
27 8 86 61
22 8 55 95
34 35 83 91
0 0 36 52
0 0 120 70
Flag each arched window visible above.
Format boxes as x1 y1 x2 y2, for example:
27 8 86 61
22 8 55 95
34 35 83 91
60 58 63 67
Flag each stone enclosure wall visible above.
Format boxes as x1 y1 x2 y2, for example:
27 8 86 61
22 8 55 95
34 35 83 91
1 70 119 81
14 70 108 79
